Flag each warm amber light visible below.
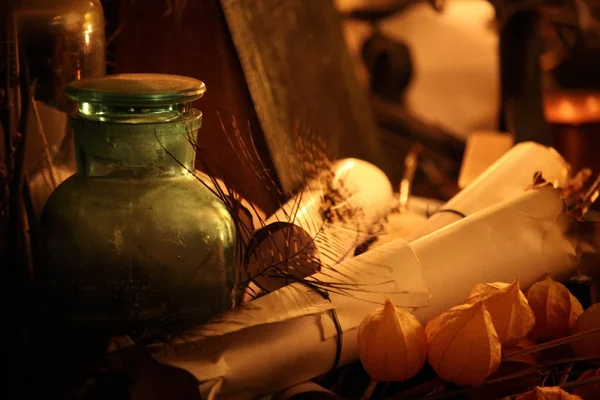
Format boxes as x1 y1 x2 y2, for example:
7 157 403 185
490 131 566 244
586 96 600 113
544 91 600 125
84 23 92 46
557 100 576 121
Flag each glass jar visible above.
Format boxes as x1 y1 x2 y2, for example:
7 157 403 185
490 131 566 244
13 0 106 220
37 74 236 339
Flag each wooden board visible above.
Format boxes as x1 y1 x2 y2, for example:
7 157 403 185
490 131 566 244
220 0 382 192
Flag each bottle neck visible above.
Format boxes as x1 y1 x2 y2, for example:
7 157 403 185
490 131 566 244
71 109 201 178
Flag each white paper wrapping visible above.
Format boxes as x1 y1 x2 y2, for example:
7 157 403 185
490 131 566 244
410 186 577 322
407 141 569 240
267 157 393 253
151 185 577 400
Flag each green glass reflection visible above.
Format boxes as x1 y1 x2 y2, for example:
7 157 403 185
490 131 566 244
38 74 236 337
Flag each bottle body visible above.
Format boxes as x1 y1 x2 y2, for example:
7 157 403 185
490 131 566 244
40 172 235 333
38 75 236 338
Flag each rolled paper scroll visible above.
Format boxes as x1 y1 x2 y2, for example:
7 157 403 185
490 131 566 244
407 141 569 240
243 158 394 292
153 185 577 400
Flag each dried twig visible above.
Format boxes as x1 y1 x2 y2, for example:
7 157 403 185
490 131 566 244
502 327 600 359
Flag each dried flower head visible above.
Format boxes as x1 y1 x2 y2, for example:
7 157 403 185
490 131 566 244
466 280 535 345
526 276 583 343
570 303 600 362
358 298 428 382
426 302 501 386
515 386 582 400
503 337 538 366
573 368 600 399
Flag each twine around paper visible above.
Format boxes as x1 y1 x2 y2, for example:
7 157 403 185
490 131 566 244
301 282 344 373
432 208 467 219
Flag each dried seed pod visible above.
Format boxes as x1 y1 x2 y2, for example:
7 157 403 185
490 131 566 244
570 303 600 362
467 281 511 298
503 338 538 366
526 276 584 343
573 368 600 399
466 280 535 345
357 298 428 382
515 386 582 400
426 302 501 386
469 339 542 400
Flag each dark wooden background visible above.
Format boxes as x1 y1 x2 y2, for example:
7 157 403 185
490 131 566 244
105 0 387 214
105 0 278 211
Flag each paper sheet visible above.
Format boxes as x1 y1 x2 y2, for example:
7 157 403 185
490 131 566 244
408 141 569 240
411 185 577 322
152 186 577 400
458 131 514 188
165 282 335 340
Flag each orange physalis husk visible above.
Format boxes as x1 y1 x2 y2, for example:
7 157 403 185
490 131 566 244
358 298 428 382
525 276 584 343
467 338 540 400
425 302 501 386
503 337 538 365
573 368 600 399
570 303 600 363
466 280 535 345
515 386 582 399
467 281 511 298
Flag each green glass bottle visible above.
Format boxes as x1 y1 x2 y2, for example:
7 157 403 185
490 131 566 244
37 74 236 338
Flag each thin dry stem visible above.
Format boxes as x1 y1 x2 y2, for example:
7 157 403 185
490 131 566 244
502 327 600 359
